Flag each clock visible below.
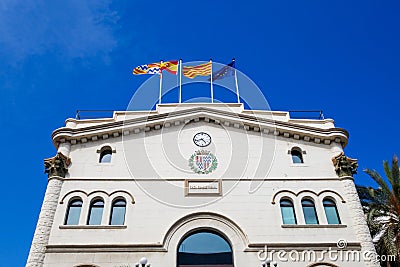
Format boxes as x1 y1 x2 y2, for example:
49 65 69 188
193 132 211 147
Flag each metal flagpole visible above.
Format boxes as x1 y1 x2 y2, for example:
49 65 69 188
159 60 163 104
233 58 240 103
179 59 182 103
210 59 213 103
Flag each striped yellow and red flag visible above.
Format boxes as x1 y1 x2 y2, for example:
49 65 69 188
160 60 178 74
133 60 178 75
183 62 212 79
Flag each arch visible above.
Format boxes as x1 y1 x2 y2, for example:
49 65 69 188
271 189 346 204
280 198 297 224
163 212 248 258
98 145 115 163
302 198 319 225
323 197 341 224
290 146 304 163
109 197 126 225
177 230 233 266
64 198 83 225
307 263 339 267
87 198 104 225
60 190 135 204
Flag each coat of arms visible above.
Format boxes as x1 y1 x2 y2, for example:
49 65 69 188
188 150 218 174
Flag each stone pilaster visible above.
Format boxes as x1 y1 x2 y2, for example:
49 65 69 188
342 178 380 266
27 147 70 267
26 177 63 267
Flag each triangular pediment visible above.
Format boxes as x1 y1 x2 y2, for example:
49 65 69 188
53 104 348 148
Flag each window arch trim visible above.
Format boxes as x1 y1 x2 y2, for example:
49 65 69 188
97 145 116 163
323 197 341 224
290 146 304 164
87 198 105 225
301 197 319 225
109 197 127 225
280 197 297 225
64 197 83 225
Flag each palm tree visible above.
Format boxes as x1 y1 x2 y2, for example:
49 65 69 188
357 155 400 266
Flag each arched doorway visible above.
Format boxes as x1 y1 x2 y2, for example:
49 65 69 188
177 230 234 267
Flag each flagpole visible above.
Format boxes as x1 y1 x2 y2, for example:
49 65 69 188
210 59 213 103
159 60 163 105
179 59 182 103
233 58 240 103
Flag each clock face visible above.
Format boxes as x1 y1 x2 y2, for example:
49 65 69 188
193 132 211 147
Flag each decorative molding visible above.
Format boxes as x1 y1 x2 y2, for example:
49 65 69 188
281 224 347 228
46 241 362 254
307 262 339 267
162 212 249 251
60 190 135 204
46 244 167 253
52 107 348 148
62 177 345 182
44 152 71 178
59 225 127 230
271 189 346 204
332 152 358 178
246 242 361 251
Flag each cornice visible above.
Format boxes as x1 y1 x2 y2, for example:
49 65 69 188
46 241 361 253
52 107 349 148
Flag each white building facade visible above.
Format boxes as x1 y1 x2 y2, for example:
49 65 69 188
27 103 378 267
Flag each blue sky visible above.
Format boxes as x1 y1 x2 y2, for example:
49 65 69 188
1 1 399 266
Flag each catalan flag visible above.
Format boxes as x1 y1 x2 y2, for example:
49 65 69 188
183 62 212 79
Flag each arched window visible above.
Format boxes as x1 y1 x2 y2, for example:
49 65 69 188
291 147 304 163
99 146 113 163
87 199 104 225
110 198 126 225
65 199 82 225
302 199 319 224
177 231 233 267
323 198 341 224
280 199 297 224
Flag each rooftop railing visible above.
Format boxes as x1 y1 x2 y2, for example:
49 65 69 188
75 109 325 120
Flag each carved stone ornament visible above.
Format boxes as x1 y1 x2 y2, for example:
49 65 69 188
44 152 71 178
332 152 358 177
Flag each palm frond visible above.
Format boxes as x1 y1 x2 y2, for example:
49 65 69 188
364 168 392 195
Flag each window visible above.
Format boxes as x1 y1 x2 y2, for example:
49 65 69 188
87 199 104 225
65 199 82 225
280 199 297 224
323 198 341 224
302 199 319 224
110 198 126 225
99 146 112 163
291 147 304 164
177 231 233 266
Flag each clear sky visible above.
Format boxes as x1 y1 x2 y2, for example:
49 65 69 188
1 1 399 266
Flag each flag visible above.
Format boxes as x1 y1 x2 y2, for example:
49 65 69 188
133 60 178 75
133 63 161 75
160 60 178 75
183 62 212 79
210 60 235 81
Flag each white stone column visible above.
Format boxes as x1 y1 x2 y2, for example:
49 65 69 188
26 143 71 267
26 177 63 267
342 177 380 266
